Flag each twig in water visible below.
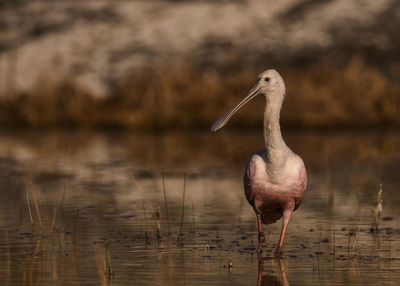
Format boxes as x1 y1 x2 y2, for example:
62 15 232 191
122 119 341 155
131 173 161 240
129 173 157 217
178 173 187 241
72 208 80 244
317 230 322 255
204 244 211 258
106 243 114 276
228 259 233 272
156 206 162 239
192 202 195 247
26 192 34 226
60 184 67 209
162 172 171 236
26 164 42 226
59 185 70 229
351 208 364 256
48 207 57 236
370 182 383 232
333 225 336 270
94 246 106 284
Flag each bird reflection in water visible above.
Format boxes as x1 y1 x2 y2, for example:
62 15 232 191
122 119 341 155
257 258 289 286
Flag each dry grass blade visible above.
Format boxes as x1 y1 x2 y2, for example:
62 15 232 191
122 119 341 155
60 184 67 209
371 182 383 232
94 246 107 285
26 164 42 226
49 207 57 235
162 172 171 236
106 247 113 276
26 192 34 226
333 225 336 270
129 173 156 217
191 201 195 247
351 209 364 256
5 230 10 283
178 173 187 240
72 208 80 244
130 173 163 238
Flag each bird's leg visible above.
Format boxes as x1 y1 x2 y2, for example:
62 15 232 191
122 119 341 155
275 209 293 257
278 259 290 286
257 257 264 286
257 214 265 256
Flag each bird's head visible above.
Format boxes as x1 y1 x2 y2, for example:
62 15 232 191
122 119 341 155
211 69 285 132
257 69 286 101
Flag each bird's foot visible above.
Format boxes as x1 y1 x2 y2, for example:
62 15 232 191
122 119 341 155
275 248 282 258
257 232 265 257
258 232 265 243
257 245 263 257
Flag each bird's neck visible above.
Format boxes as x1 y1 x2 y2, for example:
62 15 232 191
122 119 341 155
263 99 287 165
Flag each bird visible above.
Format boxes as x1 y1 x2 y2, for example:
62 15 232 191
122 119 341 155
211 69 307 257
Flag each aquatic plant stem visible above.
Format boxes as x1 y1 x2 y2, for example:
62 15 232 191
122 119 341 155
26 193 34 226
72 208 80 244
178 173 187 241
26 164 42 227
162 172 171 236
129 173 156 217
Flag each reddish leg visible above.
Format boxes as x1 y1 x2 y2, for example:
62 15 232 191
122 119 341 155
257 214 265 256
278 259 289 286
257 258 264 286
275 209 293 257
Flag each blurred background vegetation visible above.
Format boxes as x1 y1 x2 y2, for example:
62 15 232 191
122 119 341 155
0 0 399 130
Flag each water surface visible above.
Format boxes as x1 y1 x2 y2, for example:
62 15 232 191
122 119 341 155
0 130 399 285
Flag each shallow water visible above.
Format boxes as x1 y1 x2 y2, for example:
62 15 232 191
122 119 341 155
0 130 399 285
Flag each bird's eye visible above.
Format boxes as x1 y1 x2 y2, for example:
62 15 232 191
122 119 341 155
265 77 270 82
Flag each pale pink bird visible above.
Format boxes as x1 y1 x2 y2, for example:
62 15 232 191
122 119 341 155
211 69 307 257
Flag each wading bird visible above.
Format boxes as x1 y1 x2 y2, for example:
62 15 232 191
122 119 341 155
211 69 307 257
